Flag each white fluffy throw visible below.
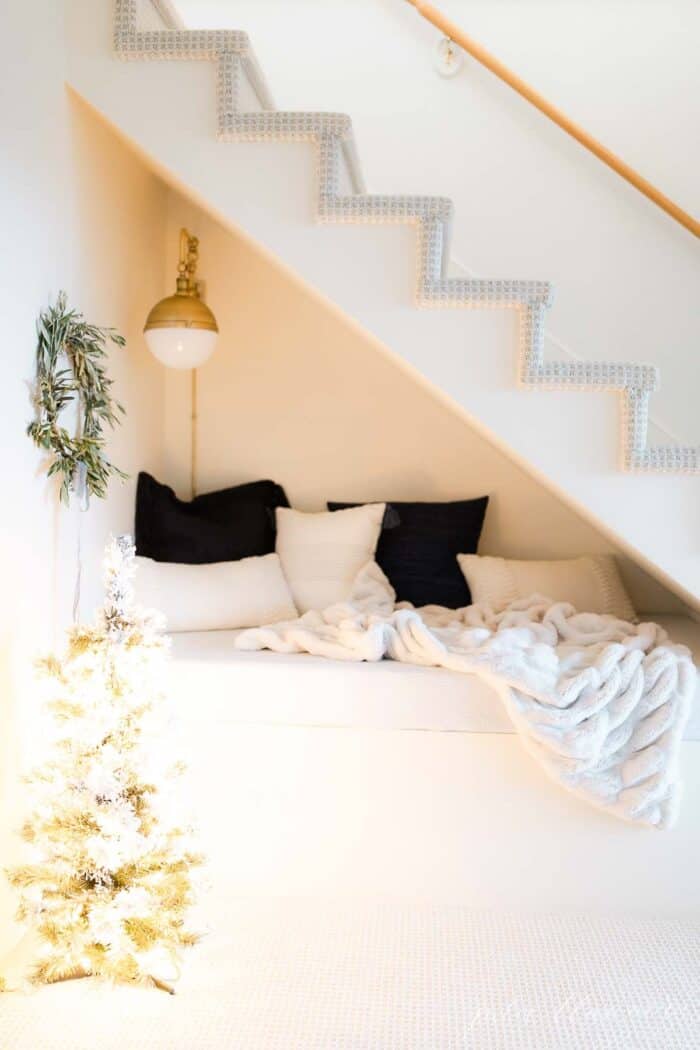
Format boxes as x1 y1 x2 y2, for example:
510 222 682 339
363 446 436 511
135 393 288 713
236 563 696 828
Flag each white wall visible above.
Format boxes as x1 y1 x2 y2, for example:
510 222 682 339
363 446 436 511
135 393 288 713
0 5 168 952
66 97 169 616
0 1 69 953
163 189 684 614
176 0 700 449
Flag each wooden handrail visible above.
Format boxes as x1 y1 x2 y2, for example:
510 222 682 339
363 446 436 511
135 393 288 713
404 0 699 238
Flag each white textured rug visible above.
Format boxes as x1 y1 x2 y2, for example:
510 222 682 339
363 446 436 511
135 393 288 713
1 899 699 1049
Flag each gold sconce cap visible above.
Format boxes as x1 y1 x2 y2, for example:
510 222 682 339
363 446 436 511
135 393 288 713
142 291 217 331
144 292 219 333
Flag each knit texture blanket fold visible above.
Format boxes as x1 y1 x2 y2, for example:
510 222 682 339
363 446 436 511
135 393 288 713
236 563 696 828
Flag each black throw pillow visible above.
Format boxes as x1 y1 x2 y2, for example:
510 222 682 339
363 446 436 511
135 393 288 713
136 472 289 564
328 497 489 608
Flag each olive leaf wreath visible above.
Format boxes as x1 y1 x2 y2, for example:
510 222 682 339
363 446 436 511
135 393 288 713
27 292 127 504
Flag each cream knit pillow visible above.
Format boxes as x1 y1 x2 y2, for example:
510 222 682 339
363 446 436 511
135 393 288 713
457 553 636 621
134 553 298 632
276 504 385 613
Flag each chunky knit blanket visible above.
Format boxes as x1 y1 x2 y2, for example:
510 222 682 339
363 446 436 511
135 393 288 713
236 564 696 829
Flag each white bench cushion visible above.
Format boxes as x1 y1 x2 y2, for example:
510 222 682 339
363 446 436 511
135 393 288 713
168 613 699 739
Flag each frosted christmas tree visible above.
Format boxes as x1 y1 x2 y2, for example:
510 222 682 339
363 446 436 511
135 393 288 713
5 536 202 992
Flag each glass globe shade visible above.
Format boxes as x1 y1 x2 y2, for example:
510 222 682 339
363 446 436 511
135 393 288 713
144 327 218 370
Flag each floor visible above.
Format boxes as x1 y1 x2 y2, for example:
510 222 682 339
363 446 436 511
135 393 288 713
2 898 699 1049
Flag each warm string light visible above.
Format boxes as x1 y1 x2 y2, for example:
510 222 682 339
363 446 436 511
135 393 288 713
113 0 699 473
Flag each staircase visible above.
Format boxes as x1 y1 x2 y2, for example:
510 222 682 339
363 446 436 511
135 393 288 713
64 0 699 605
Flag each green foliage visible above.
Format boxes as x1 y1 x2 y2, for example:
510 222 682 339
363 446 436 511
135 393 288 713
27 292 127 503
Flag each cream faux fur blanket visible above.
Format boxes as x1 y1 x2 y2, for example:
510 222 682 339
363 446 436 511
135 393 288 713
236 564 696 828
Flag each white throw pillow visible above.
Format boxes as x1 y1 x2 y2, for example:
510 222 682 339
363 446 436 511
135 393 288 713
134 553 298 633
275 504 385 613
457 553 636 621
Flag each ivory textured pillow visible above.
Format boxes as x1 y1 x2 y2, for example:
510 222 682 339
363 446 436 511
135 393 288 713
134 553 298 632
275 504 385 613
457 553 636 621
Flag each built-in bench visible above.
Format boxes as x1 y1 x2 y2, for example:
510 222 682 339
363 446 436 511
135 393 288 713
167 614 700 922
169 613 699 738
